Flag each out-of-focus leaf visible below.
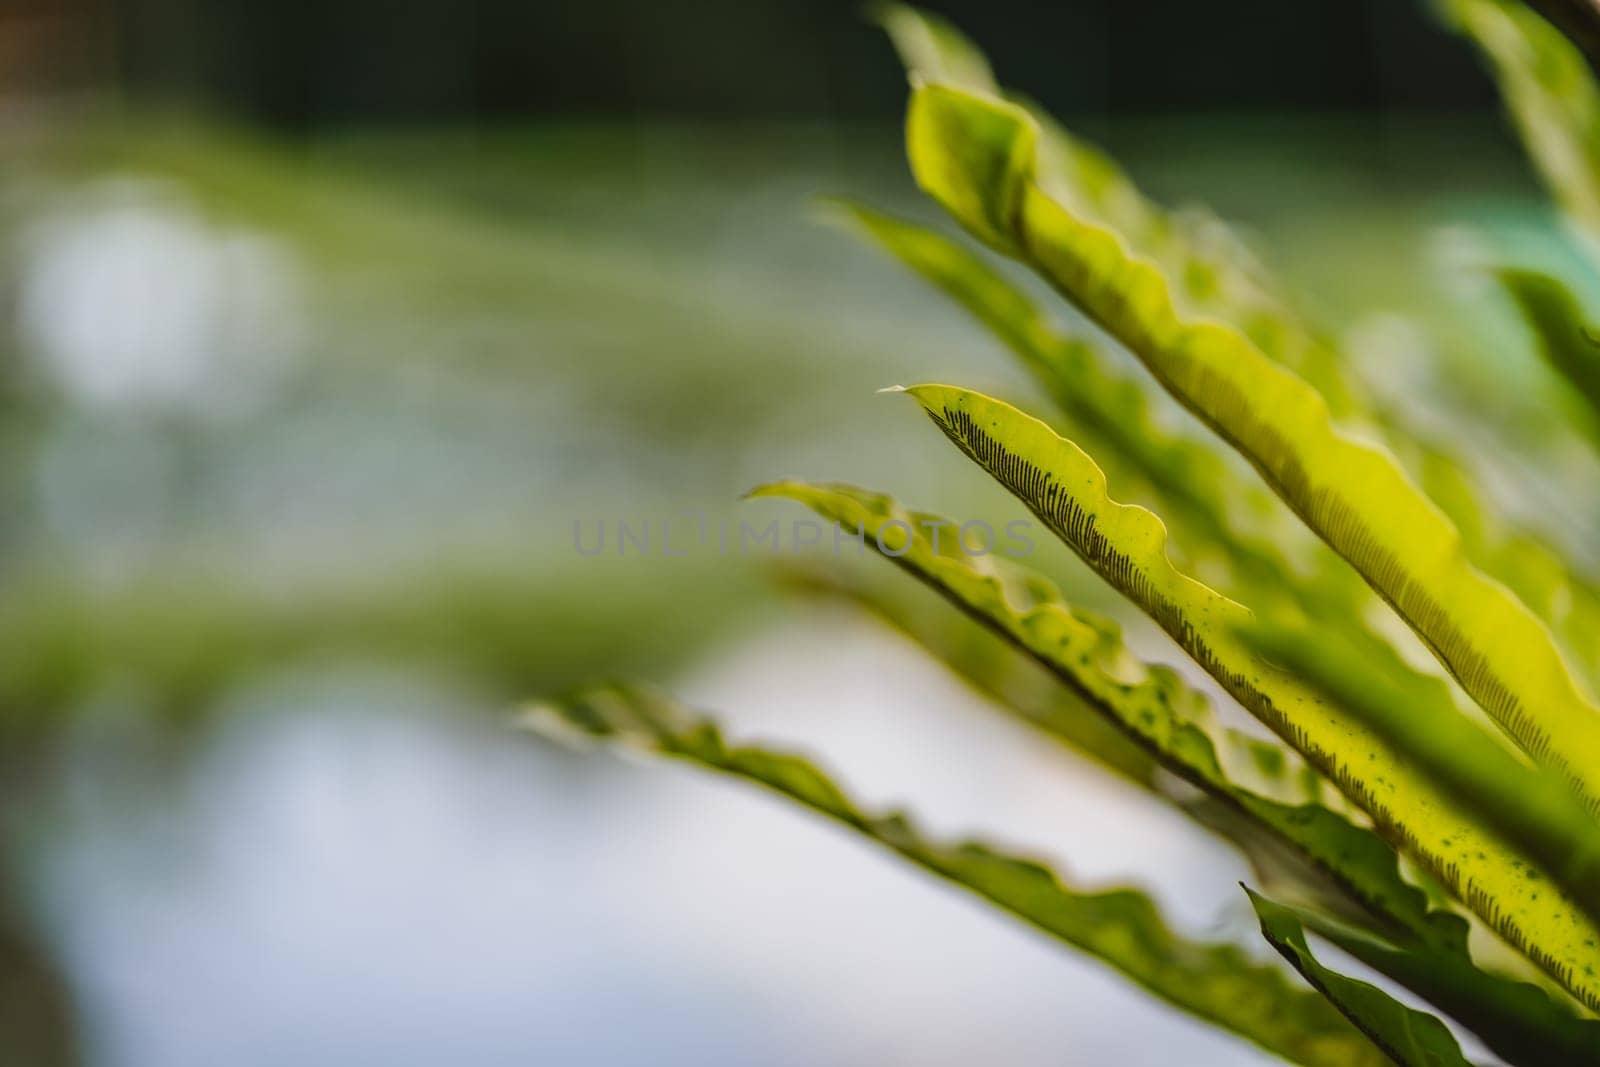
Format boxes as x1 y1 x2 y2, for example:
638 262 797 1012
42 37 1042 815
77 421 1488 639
1287 901 1600 1067
753 480 1473 954
1498 268 1600 432
1445 0 1600 242
1246 891 1474 1067
904 81 1600 823
1520 0 1600 71
521 683 1389 1066
870 383 1600 1008
874 2 995 91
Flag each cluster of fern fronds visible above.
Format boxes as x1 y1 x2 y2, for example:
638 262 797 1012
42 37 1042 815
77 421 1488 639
530 3 1600 1062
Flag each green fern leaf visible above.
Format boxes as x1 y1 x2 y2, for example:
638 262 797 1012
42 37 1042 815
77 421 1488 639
1246 891 1474 1067
521 683 1389 1066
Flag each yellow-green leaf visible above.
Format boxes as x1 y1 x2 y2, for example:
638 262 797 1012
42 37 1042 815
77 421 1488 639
904 81 1600 821
1247 617 1600 921
878 6 1600 698
880 383 1600 1009
522 683 1389 1066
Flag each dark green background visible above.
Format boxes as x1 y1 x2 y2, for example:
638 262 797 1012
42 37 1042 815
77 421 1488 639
106 0 1497 126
